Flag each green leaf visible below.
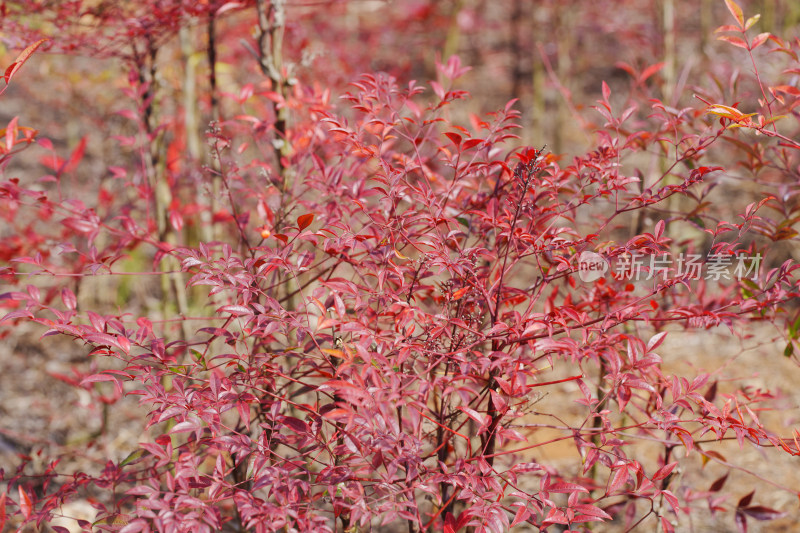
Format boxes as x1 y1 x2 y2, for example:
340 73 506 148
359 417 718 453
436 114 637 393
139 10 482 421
120 448 145 466
689 216 705 229
744 14 760 30
789 314 800 338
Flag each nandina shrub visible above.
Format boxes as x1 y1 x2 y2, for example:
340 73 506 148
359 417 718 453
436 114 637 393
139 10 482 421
2 1 800 532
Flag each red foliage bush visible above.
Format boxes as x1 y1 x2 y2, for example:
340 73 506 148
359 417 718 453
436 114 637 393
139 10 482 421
2 1 800 532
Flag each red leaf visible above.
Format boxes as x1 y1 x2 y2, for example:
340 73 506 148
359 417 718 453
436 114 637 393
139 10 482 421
639 62 665 83
5 116 18 152
608 466 629 494
64 136 87 173
661 490 680 513
510 505 530 527
3 39 48 86
543 508 569 525
652 461 678 481
772 85 800 97
40 153 66 171
18 486 31 520
444 132 462 147
489 389 507 412
461 138 482 150
237 401 251 430
654 219 665 239
297 213 314 230
737 490 755 508
573 504 612 520
709 472 728 492
0 492 6 531
116 335 130 354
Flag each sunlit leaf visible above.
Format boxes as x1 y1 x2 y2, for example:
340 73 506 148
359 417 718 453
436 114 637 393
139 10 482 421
724 0 744 27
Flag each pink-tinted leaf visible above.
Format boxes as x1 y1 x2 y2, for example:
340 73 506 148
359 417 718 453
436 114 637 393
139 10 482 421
489 389 507 412
717 35 749 49
64 136 87 173
5 116 18 152
652 461 678 481
654 219 665 239
735 510 748 533
217 304 252 316
80 373 120 387
543 508 569 525
602 81 611 102
430 80 445 100
1 310 34 322
661 490 680 513
724 0 744 27
639 62 665 83
61 288 77 310
573 504 612 521
750 32 771 50
61 216 96 234
215 1 243 15
458 406 489 429
647 331 668 352
548 482 589 494
116 335 130 354
170 209 183 232
740 506 787 521
171 420 202 434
